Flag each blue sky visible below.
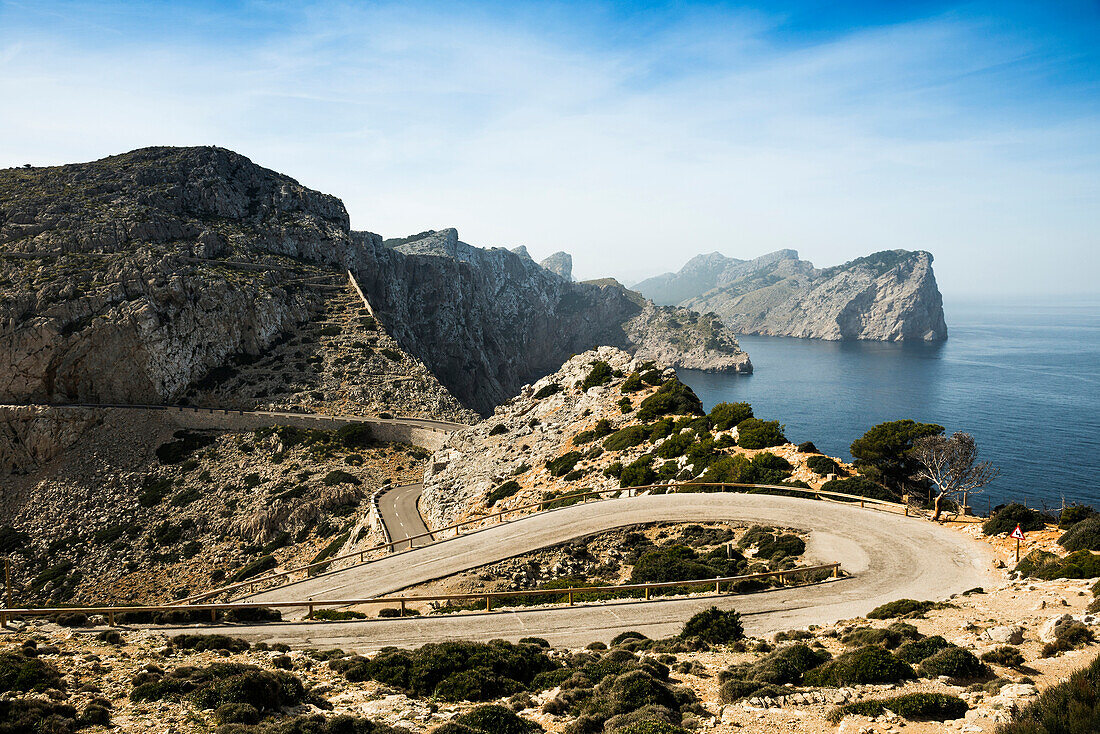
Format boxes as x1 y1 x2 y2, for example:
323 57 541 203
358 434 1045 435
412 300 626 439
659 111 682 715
1 1 1097 296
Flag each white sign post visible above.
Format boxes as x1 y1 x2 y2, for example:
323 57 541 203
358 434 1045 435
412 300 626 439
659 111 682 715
1010 524 1026 563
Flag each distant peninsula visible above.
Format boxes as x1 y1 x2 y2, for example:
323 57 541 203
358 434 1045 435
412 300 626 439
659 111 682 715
633 249 948 342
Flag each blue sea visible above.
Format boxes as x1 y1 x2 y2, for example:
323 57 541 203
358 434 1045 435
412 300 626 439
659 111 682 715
678 298 1100 514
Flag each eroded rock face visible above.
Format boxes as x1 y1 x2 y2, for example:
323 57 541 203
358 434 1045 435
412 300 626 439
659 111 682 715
0 405 97 475
635 249 948 342
1 148 749 415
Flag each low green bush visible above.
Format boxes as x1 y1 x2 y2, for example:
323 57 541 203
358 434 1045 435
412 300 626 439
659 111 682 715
0 699 89 733
805 455 843 477
545 452 583 477
797 441 819 454
313 609 368 621
230 554 277 584
1041 621 1094 657
996 653 1100 733
620 373 644 393
982 646 1026 669
827 692 967 723
582 361 614 390
330 640 559 701
322 470 361 486
1059 515 1100 551
603 425 652 452
867 598 938 619
487 481 522 506
620 454 657 488
721 643 830 686
636 380 704 422
802 646 914 686
336 422 373 448
919 647 987 680
452 704 543 734
709 402 753 430
216 702 261 724
0 651 62 692
533 383 562 400
171 635 251 653
896 636 953 664
820 476 898 502
155 430 215 465
680 607 744 644
1016 549 1100 580
984 504 1050 535
224 606 282 624
735 419 787 449
1058 504 1096 529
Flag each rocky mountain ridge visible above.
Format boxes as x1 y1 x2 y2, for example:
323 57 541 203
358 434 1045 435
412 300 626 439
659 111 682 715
0 146 749 416
635 248 947 341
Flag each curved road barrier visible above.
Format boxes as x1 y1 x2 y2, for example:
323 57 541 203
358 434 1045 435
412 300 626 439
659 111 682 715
184 492 994 650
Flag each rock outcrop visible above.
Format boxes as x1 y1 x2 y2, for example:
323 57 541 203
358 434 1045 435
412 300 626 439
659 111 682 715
1 147 749 416
539 251 572 280
634 249 947 341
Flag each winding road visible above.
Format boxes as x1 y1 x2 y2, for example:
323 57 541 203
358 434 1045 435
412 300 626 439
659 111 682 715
200 492 994 652
376 483 431 551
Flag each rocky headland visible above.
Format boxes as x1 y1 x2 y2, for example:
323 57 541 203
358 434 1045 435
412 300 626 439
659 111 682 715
634 249 948 342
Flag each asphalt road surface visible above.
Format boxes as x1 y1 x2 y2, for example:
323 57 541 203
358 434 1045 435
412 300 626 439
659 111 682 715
193 492 994 651
377 483 432 551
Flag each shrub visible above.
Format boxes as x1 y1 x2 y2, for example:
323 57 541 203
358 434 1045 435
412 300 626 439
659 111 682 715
489 424 508 436
620 455 657 488
867 598 937 619
0 526 30 554
636 380 704 422
322 470 361 486
802 646 914 686
55 612 89 628
982 646 1026 669
984 503 1049 535
827 693 967 724
805 455 842 477
313 609 368 621
453 704 543 734
895 636 953 664
1017 549 1100 580
603 425 652 452
841 627 904 649
1041 621 1094 657
612 632 650 646
724 644 830 685
155 430 215 465
0 651 62 692
190 668 305 712
849 420 943 491
1059 515 1100 551
533 383 562 400
332 640 559 701
0 700 86 732
170 487 202 507
709 402 753 430
545 452 582 477
138 475 174 507
735 419 786 449
996 652 1100 733
488 481 522 506
1058 504 1096 529
620 373 644 393
336 422 373 448
216 702 261 724
820 476 897 502
630 546 717 584
680 607 744 644
224 606 282 623
582 361 614 390
581 670 682 723
230 554 277 583
918 647 987 680
797 441 819 454
172 635 251 653
619 397 634 413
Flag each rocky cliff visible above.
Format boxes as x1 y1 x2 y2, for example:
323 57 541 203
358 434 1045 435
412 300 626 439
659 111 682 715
634 249 947 341
0 147 749 416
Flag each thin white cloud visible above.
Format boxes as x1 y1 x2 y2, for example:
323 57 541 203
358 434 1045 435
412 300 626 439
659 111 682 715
0 2 1096 296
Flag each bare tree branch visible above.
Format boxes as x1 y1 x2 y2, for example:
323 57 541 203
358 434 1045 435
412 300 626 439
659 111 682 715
911 432 1001 521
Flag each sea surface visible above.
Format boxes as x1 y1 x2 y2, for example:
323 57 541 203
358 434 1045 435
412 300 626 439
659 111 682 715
678 298 1100 514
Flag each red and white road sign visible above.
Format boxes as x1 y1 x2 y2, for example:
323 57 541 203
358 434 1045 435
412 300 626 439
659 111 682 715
1010 525 1025 540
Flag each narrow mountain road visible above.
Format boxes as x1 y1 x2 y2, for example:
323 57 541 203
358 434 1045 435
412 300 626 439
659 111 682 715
377 483 431 551
196 493 995 652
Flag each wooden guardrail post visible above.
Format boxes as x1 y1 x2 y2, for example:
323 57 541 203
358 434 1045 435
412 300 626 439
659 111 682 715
485 595 491 612
644 587 651 601
833 564 840 578
210 608 217 623
4 557 10 609
399 599 406 617
715 579 721 593
568 591 574 606
307 599 314 620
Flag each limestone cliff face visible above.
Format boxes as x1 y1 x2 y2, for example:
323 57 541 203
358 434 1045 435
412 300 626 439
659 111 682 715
355 232 750 414
635 249 947 342
1 147 749 415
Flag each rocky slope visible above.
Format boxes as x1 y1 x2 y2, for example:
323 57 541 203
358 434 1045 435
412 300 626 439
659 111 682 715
635 249 948 341
1 147 748 417
0 404 425 605
421 347 839 530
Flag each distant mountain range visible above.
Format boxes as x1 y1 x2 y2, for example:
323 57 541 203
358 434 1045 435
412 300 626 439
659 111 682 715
633 249 947 341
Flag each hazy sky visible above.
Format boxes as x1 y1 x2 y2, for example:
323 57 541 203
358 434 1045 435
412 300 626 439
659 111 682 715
1 1 1097 296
